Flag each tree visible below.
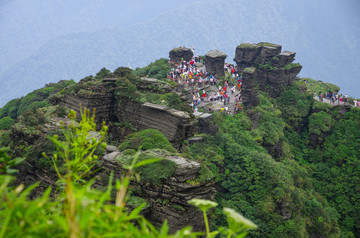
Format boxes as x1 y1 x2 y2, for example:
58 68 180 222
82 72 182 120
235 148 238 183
95 67 113 79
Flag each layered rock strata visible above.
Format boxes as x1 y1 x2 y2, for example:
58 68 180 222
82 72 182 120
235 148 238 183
141 155 215 233
114 101 197 148
97 148 216 233
205 50 227 76
60 78 201 148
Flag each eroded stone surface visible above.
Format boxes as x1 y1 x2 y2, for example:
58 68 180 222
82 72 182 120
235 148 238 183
235 42 302 99
169 47 193 62
205 50 227 76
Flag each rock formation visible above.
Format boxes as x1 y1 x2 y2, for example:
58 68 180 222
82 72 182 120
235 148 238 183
234 42 302 100
205 50 227 76
96 147 216 233
242 67 259 108
59 77 218 148
169 47 193 62
234 42 281 71
193 112 218 135
139 155 215 233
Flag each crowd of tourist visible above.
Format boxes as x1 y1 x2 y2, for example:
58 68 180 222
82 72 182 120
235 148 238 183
168 58 244 114
167 58 359 114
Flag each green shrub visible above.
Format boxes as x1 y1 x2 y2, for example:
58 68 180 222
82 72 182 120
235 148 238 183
0 147 24 174
277 84 313 129
95 67 113 79
198 165 215 183
115 77 140 100
0 99 20 119
26 100 50 111
134 58 170 80
0 116 15 130
118 129 176 153
114 66 134 78
308 111 332 136
0 80 74 121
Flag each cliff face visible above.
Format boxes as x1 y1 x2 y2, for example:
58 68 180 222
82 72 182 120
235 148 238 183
114 101 196 148
60 78 198 148
235 42 302 107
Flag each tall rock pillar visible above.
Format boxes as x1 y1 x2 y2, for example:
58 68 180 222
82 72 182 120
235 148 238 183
169 47 194 62
204 50 227 76
242 67 259 108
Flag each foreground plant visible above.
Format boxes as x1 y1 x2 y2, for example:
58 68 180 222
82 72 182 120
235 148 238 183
0 147 24 175
0 108 257 237
188 199 218 237
188 199 257 238
223 208 258 238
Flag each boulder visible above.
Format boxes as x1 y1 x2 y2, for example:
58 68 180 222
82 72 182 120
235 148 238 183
205 50 227 76
234 43 261 71
169 47 193 62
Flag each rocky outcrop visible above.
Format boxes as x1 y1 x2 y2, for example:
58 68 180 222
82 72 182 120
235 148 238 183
60 79 116 128
257 64 302 97
60 77 205 149
234 43 261 72
169 47 193 62
234 42 302 98
97 148 216 233
205 50 227 76
234 42 281 71
141 155 215 233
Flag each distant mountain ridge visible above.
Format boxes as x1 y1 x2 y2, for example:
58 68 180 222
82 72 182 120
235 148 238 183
1 0 359 107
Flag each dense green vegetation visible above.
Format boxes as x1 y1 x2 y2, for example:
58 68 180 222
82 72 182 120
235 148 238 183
134 58 171 80
0 116 15 130
187 102 340 237
301 77 340 94
0 80 75 121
